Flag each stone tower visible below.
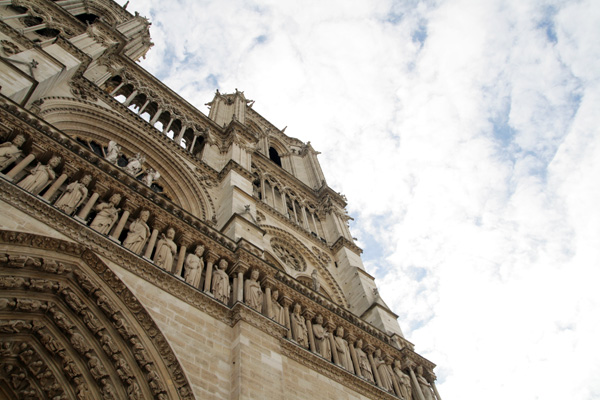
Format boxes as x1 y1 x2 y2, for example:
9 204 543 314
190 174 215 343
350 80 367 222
0 1 440 399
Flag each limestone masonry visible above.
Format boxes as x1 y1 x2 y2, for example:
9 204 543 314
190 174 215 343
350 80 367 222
0 0 441 399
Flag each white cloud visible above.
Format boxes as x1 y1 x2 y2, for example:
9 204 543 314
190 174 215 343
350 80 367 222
125 0 600 398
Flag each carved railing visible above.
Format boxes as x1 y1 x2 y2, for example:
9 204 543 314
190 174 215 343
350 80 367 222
0 95 440 400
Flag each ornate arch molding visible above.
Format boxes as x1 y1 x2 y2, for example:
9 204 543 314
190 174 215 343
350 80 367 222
261 225 348 309
0 230 194 399
37 97 216 221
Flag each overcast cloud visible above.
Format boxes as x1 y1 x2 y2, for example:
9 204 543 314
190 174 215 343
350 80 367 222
123 0 600 398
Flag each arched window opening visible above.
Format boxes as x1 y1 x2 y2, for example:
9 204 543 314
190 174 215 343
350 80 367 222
22 16 43 27
127 93 147 114
76 13 100 25
35 27 60 38
269 147 281 167
113 83 134 103
8 6 28 14
191 136 204 157
103 75 122 93
141 102 158 123
156 111 171 135
167 121 180 142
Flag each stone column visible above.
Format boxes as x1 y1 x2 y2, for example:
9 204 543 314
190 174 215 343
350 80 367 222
21 23 48 34
175 124 187 145
303 309 316 353
109 82 125 96
311 212 318 234
42 173 67 202
325 321 340 365
203 251 219 295
138 99 150 114
110 208 130 243
301 205 310 230
291 199 298 223
432 380 442 400
231 262 248 303
75 192 99 222
122 90 138 106
189 134 199 153
164 118 175 135
143 228 160 260
149 108 163 125
280 296 293 340
366 345 381 387
262 277 276 317
260 177 266 202
409 366 426 400
281 191 288 217
347 334 361 377
5 154 35 180
270 184 276 209
174 241 188 275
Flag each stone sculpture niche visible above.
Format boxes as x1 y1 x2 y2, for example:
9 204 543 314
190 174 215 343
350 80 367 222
0 134 26 171
291 304 308 348
89 193 121 235
268 289 285 325
153 227 177 271
312 314 331 359
211 259 230 304
416 365 436 400
373 348 394 392
354 339 373 382
184 245 204 288
393 359 412 400
124 153 145 176
334 326 352 372
104 140 121 164
244 269 263 312
123 210 151 254
54 174 92 215
18 156 61 195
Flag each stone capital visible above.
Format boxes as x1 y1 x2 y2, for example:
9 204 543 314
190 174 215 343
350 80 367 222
280 295 294 308
230 260 249 275
204 250 220 264
302 308 315 320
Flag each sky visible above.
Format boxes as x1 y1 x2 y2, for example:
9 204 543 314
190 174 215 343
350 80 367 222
122 0 600 399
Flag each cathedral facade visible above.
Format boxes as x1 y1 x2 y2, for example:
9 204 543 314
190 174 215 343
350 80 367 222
0 1 440 399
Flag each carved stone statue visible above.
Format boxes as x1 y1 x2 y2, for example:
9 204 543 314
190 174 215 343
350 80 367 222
141 168 160 186
124 153 144 176
105 141 121 164
89 193 121 234
355 339 374 382
123 210 150 254
54 174 92 215
373 348 394 392
153 227 177 271
311 269 320 292
244 269 263 312
312 314 331 359
393 359 412 400
211 259 230 304
18 156 61 195
0 134 25 170
268 289 285 325
416 365 436 400
290 304 308 348
184 245 204 287
334 326 352 371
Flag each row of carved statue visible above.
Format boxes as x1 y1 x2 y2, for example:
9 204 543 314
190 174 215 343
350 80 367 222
2 134 439 400
0 135 160 189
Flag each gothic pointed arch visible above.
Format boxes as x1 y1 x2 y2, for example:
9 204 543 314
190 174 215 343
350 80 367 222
0 230 194 399
261 225 348 308
37 96 216 221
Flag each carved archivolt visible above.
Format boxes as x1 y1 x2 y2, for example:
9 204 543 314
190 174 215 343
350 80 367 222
0 230 194 399
38 97 216 221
